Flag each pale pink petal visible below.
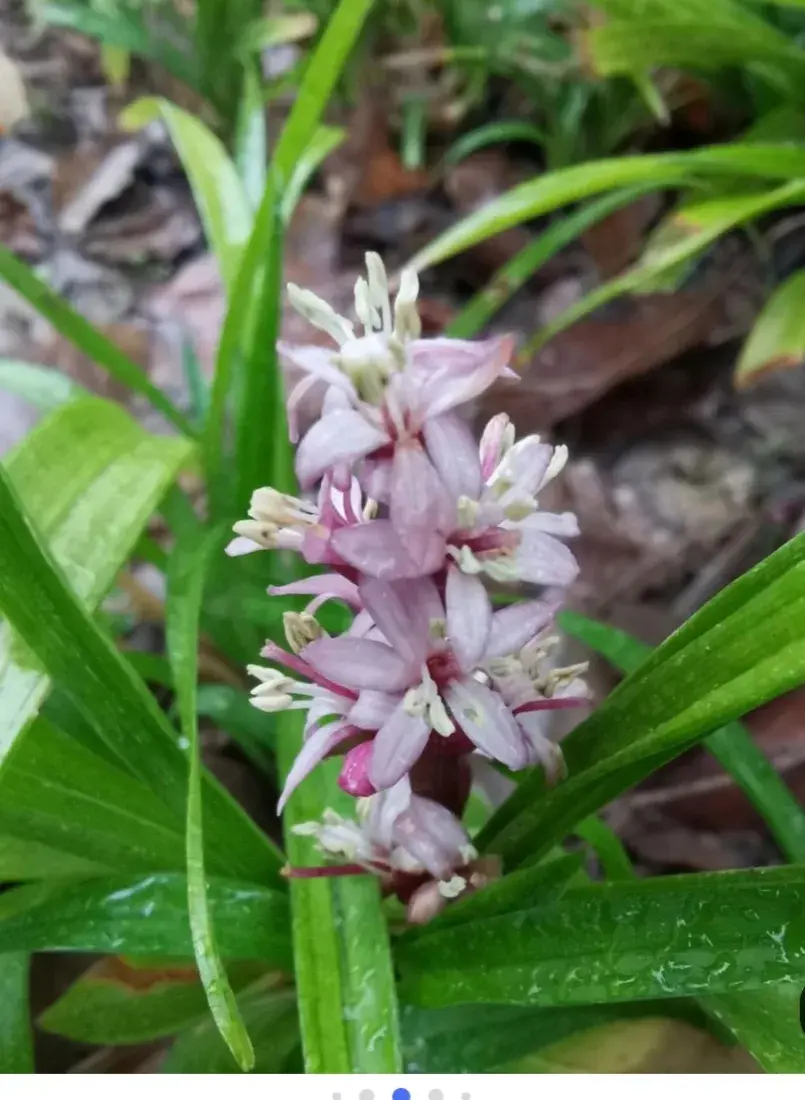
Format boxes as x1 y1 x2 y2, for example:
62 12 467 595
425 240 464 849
268 574 361 609
303 637 415 692
485 596 560 659
348 689 400 730
278 342 357 399
278 721 353 812
338 742 376 797
445 566 492 671
518 511 580 538
514 530 579 587
416 334 516 419
225 536 261 557
368 699 431 789
479 413 512 480
296 410 388 488
359 577 436 667
390 441 453 568
422 413 482 501
408 795 471 857
358 456 393 502
331 520 422 580
370 776 412 847
444 678 529 769
495 438 553 505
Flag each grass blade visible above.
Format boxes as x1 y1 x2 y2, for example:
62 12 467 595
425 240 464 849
560 610 805 863
445 186 655 338
0 954 32 1072
167 524 254 1071
0 247 194 437
0 360 86 411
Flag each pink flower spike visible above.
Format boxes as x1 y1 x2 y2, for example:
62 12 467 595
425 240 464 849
444 678 529 770
330 520 422 580
416 334 516 419
369 698 431 789
513 696 589 716
445 566 491 671
390 439 452 568
303 636 415 693
479 413 514 481
485 597 561 660
278 721 357 812
260 641 356 700
295 409 388 488
338 742 377 797
422 413 482 502
225 536 261 557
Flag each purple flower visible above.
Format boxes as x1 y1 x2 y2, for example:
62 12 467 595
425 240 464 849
282 253 516 567
332 412 580 588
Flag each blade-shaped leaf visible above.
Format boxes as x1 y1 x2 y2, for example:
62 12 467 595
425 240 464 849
0 954 32 1072
38 958 267 1045
736 269 805 388
0 718 186 875
396 866 805 1009
480 532 805 867
0 247 193 436
406 144 805 272
0 360 86 411
702 986 805 1072
167 525 254 1071
120 98 252 293
0 874 291 965
0 450 282 885
0 834 104 881
560 610 805 863
163 985 299 1073
279 750 402 1073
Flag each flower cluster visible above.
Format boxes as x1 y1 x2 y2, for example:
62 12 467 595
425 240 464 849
229 253 587 922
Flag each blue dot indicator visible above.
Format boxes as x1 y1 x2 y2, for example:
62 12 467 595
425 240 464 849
393 1090 411 1100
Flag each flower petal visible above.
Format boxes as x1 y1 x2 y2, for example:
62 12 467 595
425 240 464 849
296 409 388 488
278 721 354 812
444 678 528 769
518 510 580 538
368 699 431 789
422 413 482 501
390 440 452 568
331 519 422 580
514 529 579 587
359 576 439 666
416 334 516 419
303 636 414 692
348 689 400 730
225 535 261 557
485 596 560 659
268 574 361 609
445 566 492 671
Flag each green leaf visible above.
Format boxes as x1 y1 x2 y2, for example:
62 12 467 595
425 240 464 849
120 98 252 294
0 718 188 875
444 120 547 166
400 1000 718 1073
406 144 805 272
519 181 805 363
560 610 805 863
0 397 187 766
0 451 282 886
481 531 805 867
39 1 199 90
238 12 318 56
235 66 268 212
572 817 635 881
163 985 299 1073
736 269 805 388
205 0 376 517
0 247 194 436
280 125 347 223
0 834 104 881
196 685 275 777
279 750 402 1073
0 874 291 965
167 525 254 1071
38 957 267 1045
0 954 32 1072
0 359 86 411
445 186 654 338
396 866 805 1009
703 985 805 1072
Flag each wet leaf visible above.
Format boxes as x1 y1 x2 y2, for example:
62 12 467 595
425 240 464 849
167 525 254 1070
397 865 805 1009
0 834 103 881
0 874 291 965
163 985 299 1073
481 532 805 867
703 985 805 1072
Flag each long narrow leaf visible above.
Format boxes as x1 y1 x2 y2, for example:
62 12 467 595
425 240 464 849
0 247 194 436
167 525 254 1071
0 460 282 885
560 610 805 863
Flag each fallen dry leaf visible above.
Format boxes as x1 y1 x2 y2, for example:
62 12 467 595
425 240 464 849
0 46 29 134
